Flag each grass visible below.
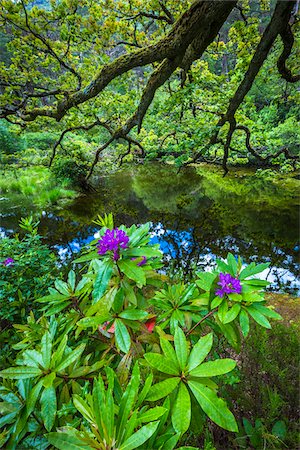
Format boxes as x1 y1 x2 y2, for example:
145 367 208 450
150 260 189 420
0 166 77 207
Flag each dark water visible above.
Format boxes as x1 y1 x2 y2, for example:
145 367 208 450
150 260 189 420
1 163 299 293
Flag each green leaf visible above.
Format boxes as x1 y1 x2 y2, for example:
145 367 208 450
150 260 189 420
272 420 287 440
160 338 179 369
189 359 236 377
119 309 149 320
77 314 110 330
41 332 52 369
188 381 238 432
37 293 69 303
187 333 213 372
92 259 113 303
54 279 70 296
26 379 44 416
144 353 180 375
227 253 238 276
73 395 94 423
118 259 146 286
46 432 91 450
122 247 161 258
239 263 270 280
42 372 56 388
51 334 68 368
196 272 217 291
218 300 228 323
174 327 189 370
55 343 86 372
247 306 271 328
211 296 223 309
41 386 56 431
172 382 191 434
117 363 140 442
243 279 269 287
0 367 42 379
21 349 43 368
138 406 167 424
223 304 241 324
146 377 180 401
239 309 250 337
251 303 282 320
115 319 131 353
120 420 159 450
68 270 76 291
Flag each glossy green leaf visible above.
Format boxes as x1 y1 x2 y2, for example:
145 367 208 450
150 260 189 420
239 262 270 280
144 353 180 375
92 259 113 303
46 432 91 450
77 314 110 330
73 395 94 423
172 382 191 434
41 386 56 431
146 377 180 401
188 380 238 432
227 253 238 276
247 306 271 328
119 309 149 320
211 296 223 309
187 333 213 372
251 303 282 320
189 359 236 377
160 337 179 369
239 309 250 337
115 319 131 353
55 343 86 372
174 327 189 370
223 303 241 324
41 332 52 369
0 367 42 379
138 406 167 423
68 270 76 291
26 379 44 416
196 272 216 291
120 420 159 450
118 259 146 286
54 279 70 296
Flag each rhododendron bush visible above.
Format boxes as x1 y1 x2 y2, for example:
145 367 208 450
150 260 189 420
0 215 282 449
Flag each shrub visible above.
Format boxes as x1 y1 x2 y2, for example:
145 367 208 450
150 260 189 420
0 217 58 324
0 214 289 449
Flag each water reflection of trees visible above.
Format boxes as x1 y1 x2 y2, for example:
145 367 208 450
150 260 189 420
2 163 299 293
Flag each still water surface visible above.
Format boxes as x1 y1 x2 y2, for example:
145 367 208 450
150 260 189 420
1 164 299 293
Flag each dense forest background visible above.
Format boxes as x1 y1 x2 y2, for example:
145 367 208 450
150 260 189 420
0 0 299 178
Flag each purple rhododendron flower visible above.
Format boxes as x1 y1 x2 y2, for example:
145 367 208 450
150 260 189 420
2 258 15 267
215 272 242 298
97 228 129 261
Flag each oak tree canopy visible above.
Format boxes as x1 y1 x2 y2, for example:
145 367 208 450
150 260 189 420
0 0 299 176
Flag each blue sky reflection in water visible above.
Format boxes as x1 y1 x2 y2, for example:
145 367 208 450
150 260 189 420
1 163 299 294
50 220 299 294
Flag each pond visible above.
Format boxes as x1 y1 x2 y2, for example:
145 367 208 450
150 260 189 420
1 163 299 294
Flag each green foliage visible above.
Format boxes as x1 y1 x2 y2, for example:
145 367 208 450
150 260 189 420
0 219 58 323
0 121 24 159
229 321 300 448
0 166 77 207
51 157 88 187
0 217 291 448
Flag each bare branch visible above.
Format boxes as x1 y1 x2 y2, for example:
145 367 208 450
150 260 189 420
49 119 112 166
277 22 300 82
